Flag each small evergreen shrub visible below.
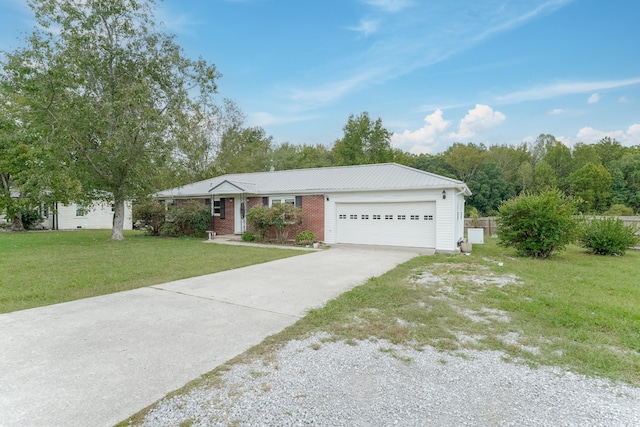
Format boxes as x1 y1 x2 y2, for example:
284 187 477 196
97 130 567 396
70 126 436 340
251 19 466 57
295 230 316 245
20 208 44 230
241 231 256 242
496 190 577 259
578 217 639 255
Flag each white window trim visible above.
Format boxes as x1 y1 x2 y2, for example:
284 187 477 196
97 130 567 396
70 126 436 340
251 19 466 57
269 196 295 207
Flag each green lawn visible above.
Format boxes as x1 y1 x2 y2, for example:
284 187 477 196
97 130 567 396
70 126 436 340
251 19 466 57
240 238 640 385
0 230 304 313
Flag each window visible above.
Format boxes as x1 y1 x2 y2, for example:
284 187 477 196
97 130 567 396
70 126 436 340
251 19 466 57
373 215 381 220
410 215 419 220
350 214 357 219
271 197 295 206
212 199 221 216
424 215 434 221
361 215 369 220
398 215 406 220
76 204 88 217
339 214 347 219
385 215 393 220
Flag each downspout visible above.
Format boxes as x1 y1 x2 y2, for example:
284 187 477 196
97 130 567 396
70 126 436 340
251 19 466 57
54 202 58 230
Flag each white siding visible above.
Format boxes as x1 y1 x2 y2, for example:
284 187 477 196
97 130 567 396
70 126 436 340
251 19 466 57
324 189 458 251
54 201 133 230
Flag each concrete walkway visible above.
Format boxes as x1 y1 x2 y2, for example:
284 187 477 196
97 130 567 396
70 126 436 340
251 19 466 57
0 244 428 427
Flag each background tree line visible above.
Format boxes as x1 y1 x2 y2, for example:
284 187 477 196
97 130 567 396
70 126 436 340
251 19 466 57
172 113 640 217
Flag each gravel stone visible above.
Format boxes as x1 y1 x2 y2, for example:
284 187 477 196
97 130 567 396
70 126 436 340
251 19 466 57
138 335 640 426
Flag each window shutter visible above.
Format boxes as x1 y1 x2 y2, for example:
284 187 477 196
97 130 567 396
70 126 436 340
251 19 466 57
295 196 302 208
262 197 269 206
220 197 225 219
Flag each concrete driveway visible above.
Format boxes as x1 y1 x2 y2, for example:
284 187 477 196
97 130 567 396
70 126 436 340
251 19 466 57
0 244 427 427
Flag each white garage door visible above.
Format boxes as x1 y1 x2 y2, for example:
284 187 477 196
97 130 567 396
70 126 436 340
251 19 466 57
336 202 436 248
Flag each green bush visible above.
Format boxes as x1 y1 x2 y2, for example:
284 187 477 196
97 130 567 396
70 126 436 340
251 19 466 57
271 203 304 243
578 217 639 255
603 204 635 216
133 200 166 236
158 201 210 238
295 230 316 245
496 190 577 259
246 205 271 241
20 208 44 230
241 231 256 242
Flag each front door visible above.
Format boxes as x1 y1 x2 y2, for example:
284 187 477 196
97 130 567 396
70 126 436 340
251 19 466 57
234 197 246 234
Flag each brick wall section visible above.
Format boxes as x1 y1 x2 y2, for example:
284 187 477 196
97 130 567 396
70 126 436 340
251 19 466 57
242 195 325 242
299 195 325 241
212 197 235 235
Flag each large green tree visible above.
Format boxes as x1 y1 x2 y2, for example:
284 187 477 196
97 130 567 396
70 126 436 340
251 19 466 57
442 142 488 183
0 84 77 230
3 0 219 240
332 112 394 165
568 162 612 213
467 161 515 215
216 125 273 174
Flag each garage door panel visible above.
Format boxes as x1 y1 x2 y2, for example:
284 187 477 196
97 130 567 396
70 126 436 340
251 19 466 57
336 202 435 248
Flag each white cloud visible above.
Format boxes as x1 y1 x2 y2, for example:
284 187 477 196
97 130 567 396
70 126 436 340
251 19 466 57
450 104 506 140
495 77 640 103
618 96 630 103
390 109 450 154
588 93 600 104
549 108 565 115
576 124 640 146
347 19 379 37
361 0 415 12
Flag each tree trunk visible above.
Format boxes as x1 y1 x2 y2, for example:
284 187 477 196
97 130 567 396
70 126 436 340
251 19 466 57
111 199 125 241
12 214 25 232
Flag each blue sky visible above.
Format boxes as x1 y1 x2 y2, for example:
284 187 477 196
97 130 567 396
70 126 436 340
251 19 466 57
1 0 639 154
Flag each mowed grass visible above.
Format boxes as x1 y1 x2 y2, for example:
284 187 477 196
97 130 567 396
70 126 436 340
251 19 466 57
0 230 303 313
236 238 640 385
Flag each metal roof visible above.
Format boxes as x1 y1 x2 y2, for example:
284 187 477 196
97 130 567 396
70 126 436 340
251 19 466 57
155 163 471 198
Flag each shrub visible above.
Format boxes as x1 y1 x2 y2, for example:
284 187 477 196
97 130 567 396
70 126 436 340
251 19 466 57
496 190 577 259
241 231 256 242
157 201 209 238
295 230 316 246
20 208 43 230
170 201 210 238
133 200 166 236
246 206 271 241
271 203 304 243
603 204 635 216
578 217 639 255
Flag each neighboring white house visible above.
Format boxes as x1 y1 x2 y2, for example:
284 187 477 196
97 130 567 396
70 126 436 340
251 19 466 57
1 200 133 230
43 201 133 230
156 163 471 252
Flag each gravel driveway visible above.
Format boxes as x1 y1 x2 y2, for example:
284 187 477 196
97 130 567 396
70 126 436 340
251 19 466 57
137 335 640 426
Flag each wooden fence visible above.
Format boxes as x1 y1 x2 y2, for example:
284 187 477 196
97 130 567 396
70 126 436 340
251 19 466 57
465 216 640 237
